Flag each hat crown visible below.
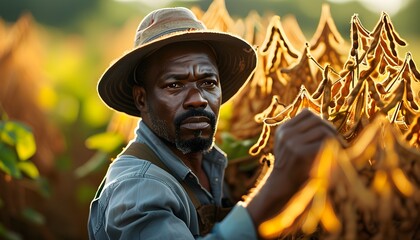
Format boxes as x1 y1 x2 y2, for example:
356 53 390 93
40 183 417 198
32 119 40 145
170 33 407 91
134 7 206 47
98 7 257 117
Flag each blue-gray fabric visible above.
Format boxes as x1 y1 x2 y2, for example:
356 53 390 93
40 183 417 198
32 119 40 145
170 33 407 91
88 121 257 239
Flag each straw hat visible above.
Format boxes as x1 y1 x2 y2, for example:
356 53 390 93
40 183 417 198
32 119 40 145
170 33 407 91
97 7 257 117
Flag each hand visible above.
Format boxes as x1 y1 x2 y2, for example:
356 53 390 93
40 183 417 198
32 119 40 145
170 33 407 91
271 108 338 191
245 108 339 228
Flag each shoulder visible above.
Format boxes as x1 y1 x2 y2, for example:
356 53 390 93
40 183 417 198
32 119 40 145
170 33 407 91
105 155 185 196
89 156 198 238
93 155 193 216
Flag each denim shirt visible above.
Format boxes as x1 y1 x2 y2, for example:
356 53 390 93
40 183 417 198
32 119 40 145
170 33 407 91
88 121 257 239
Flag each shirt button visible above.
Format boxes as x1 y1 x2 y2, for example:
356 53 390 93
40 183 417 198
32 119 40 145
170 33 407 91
215 178 219 182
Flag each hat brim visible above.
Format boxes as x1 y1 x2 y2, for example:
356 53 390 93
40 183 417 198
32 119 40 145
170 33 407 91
97 30 257 117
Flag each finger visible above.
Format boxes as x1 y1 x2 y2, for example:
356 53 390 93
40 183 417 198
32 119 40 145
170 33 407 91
281 111 321 133
280 108 315 129
273 145 287 169
274 131 330 163
289 126 337 146
283 109 338 135
289 119 338 142
292 113 335 132
275 117 332 145
273 140 324 170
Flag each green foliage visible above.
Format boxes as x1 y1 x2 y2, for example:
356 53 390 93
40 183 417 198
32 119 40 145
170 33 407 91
85 132 124 153
0 119 39 179
34 177 52 199
0 223 21 240
218 132 257 160
0 0 100 30
0 143 20 177
0 0 419 239
75 132 125 178
0 116 42 240
218 132 260 171
0 121 36 161
75 151 112 178
76 184 97 204
21 208 45 226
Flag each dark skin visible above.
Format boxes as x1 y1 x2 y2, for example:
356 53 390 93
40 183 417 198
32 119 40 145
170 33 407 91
133 41 339 235
133 42 221 192
245 109 339 225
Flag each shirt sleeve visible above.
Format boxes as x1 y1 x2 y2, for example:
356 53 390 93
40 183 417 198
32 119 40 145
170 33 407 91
210 202 258 240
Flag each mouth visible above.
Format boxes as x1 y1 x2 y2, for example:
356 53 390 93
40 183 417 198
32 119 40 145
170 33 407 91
180 116 211 131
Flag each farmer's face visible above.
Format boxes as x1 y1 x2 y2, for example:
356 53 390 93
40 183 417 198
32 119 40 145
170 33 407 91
136 42 221 154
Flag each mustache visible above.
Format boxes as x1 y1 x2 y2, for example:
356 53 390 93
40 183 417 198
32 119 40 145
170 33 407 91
174 109 216 128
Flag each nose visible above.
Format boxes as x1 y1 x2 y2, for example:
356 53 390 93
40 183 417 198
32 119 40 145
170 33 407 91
183 86 208 109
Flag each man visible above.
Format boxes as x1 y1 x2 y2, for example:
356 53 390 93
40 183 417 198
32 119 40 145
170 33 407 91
88 7 339 239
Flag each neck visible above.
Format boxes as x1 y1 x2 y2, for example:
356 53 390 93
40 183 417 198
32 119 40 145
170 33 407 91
169 144 204 172
165 139 212 192
151 128 207 172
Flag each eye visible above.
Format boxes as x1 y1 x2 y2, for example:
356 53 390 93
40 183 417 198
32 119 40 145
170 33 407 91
201 79 218 88
165 82 183 89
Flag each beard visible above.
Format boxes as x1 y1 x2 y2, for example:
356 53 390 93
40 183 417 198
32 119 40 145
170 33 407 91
148 105 217 154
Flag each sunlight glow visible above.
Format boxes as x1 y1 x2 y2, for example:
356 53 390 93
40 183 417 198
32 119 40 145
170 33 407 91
328 0 411 15
115 0 171 8
114 0 198 8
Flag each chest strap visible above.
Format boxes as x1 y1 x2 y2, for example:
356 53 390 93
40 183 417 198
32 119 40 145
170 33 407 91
119 142 231 235
119 142 201 208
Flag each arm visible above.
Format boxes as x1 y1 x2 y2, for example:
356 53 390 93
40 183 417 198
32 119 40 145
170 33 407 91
243 109 340 232
100 170 255 240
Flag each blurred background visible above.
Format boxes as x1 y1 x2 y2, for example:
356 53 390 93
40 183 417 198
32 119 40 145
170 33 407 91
0 0 419 239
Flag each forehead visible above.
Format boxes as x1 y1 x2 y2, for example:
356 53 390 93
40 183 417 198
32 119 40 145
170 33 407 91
149 41 217 65
138 41 219 86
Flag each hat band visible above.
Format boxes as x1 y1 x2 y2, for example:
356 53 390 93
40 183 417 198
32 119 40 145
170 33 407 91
139 27 196 46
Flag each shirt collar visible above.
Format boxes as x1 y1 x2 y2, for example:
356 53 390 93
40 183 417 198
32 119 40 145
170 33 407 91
133 121 227 181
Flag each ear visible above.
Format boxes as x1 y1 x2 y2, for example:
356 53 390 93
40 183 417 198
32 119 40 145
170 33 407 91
133 85 147 113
